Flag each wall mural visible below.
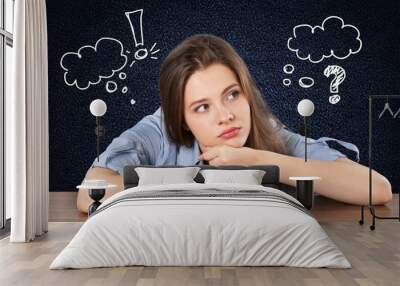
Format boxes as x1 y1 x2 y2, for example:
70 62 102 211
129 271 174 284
47 0 400 192
60 9 159 106
283 16 362 105
60 13 363 106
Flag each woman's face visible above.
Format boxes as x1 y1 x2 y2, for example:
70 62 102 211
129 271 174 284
183 63 251 151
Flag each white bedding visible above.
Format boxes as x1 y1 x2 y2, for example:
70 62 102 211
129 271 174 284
50 183 350 269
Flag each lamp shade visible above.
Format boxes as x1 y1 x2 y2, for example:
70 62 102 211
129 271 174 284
297 99 315 117
90 99 107 117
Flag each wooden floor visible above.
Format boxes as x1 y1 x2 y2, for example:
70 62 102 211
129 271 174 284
0 192 399 286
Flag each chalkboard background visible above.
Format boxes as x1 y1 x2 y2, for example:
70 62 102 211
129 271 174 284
46 0 400 192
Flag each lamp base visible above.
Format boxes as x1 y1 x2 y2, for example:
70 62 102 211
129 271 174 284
296 180 313 210
88 188 106 216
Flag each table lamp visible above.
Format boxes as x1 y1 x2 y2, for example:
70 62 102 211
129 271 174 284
83 99 108 216
297 99 315 162
89 99 107 162
291 99 318 210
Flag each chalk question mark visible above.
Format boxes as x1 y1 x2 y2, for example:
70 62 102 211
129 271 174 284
323 65 346 104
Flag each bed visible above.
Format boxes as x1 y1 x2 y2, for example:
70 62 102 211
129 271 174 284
50 165 350 269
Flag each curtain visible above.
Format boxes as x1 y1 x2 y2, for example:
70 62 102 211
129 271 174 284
7 0 49 242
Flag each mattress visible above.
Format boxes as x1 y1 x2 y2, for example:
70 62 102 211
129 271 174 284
50 183 350 269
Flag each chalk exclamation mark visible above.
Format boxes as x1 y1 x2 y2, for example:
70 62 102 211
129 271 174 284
125 9 148 61
125 9 160 68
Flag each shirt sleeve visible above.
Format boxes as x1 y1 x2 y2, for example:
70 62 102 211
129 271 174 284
278 127 360 162
91 108 164 175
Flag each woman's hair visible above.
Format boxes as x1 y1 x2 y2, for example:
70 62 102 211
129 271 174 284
159 34 288 155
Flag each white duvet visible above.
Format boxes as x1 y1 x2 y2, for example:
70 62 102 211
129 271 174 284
50 183 350 269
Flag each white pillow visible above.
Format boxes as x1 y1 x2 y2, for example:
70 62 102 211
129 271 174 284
135 167 201 186
200 169 266 185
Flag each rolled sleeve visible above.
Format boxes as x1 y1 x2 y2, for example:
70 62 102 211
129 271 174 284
91 133 149 175
91 108 163 175
279 128 360 162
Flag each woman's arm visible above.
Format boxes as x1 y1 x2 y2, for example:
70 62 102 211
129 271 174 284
199 145 392 205
252 150 392 205
77 167 124 213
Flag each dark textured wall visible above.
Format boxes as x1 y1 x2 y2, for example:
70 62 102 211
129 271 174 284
47 0 400 192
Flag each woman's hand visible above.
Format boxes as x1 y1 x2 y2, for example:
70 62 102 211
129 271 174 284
198 145 259 165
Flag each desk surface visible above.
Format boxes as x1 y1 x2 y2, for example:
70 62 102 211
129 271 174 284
289 176 321 180
49 191 399 223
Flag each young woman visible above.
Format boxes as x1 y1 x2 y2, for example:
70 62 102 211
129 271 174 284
77 34 392 213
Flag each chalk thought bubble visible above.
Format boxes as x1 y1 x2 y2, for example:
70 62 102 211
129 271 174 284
60 37 128 90
287 16 362 63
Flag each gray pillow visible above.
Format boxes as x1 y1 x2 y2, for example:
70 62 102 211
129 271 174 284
200 169 266 185
135 167 201 186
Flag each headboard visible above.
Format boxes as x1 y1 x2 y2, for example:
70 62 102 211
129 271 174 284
123 165 281 190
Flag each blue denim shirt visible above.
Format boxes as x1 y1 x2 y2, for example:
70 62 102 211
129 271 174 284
92 108 360 175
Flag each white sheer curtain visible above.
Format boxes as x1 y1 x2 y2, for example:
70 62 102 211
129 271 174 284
7 0 49 242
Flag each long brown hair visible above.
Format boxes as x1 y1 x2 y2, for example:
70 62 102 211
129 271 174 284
160 34 287 155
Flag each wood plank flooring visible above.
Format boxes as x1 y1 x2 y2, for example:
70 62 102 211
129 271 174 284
0 192 399 286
